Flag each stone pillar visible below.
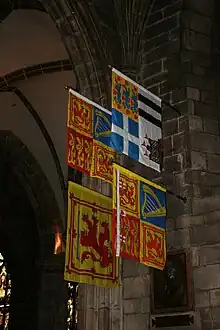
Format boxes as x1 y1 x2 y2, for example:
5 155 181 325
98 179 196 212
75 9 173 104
123 260 150 330
37 254 68 330
141 0 220 329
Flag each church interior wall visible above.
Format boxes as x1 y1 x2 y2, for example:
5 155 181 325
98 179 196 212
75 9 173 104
0 9 76 222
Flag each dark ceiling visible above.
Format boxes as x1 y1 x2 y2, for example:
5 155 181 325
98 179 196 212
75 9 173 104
0 0 45 22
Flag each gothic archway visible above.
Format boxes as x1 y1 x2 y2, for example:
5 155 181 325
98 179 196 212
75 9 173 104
0 131 65 329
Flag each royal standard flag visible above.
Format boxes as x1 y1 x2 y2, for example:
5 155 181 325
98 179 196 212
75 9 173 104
112 163 166 270
67 89 116 183
111 68 162 172
64 181 119 288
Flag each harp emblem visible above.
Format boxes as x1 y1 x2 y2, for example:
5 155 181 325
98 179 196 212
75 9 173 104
94 109 111 139
141 184 166 218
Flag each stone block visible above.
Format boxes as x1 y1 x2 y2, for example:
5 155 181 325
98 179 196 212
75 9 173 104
124 314 149 330
182 50 210 67
191 151 206 170
163 172 175 187
209 307 220 329
167 228 190 249
166 218 176 231
182 11 211 35
163 1 183 18
174 171 186 188
123 299 142 314
148 84 160 96
200 307 220 330
190 131 220 154
192 195 220 215
163 118 178 136
186 170 220 186
193 66 205 76
195 290 210 308
163 136 173 157
200 307 212 323
192 184 214 198
144 39 180 64
174 180 193 199
140 297 150 314
179 115 190 132
194 102 217 118
144 72 168 87
176 214 204 229
190 223 220 246
203 119 219 135
194 265 220 290
204 210 220 225
160 79 170 95
123 260 149 278
167 192 192 218
187 87 200 101
191 247 200 267
173 132 189 154
174 99 194 115
207 154 220 174
151 0 171 12
171 88 186 103
147 10 163 26
164 154 182 172
167 194 185 219
183 30 210 54
123 259 139 278
184 74 214 91
144 33 169 54
199 245 220 266
144 60 162 78
184 0 214 16
201 91 216 105
123 276 150 299
210 289 220 307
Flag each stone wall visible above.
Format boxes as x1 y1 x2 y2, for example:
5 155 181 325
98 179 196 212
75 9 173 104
139 1 220 330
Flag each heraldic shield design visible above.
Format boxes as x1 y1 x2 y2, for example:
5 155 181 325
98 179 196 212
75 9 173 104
65 181 119 288
67 89 116 184
112 163 166 270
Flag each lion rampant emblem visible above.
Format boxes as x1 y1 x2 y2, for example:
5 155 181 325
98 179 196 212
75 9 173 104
80 214 112 268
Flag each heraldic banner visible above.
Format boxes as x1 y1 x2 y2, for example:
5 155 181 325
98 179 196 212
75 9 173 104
64 181 119 288
112 163 166 270
67 89 116 183
110 68 162 173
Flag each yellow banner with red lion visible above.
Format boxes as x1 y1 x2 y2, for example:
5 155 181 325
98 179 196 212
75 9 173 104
64 181 119 288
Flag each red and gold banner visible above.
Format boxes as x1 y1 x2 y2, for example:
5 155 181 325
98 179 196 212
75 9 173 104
64 181 119 288
112 163 167 270
67 90 116 183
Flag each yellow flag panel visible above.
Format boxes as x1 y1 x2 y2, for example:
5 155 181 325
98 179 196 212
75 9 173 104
65 181 119 288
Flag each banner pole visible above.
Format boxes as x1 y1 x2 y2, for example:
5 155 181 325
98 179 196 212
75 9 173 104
116 168 121 257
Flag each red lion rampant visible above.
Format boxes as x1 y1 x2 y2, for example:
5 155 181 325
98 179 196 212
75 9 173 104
80 214 112 268
147 230 164 260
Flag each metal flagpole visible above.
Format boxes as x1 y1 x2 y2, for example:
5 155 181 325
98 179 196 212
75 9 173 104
112 161 187 203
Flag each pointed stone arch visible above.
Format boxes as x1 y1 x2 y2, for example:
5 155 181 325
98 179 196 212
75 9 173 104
0 130 62 257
